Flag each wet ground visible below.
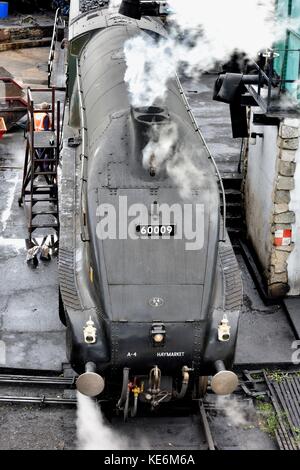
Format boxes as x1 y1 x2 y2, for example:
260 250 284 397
0 45 297 449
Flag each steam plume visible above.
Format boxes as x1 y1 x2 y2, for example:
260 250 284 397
76 392 128 450
123 0 297 107
143 121 205 198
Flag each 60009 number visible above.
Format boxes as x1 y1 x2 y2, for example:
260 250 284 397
136 225 175 237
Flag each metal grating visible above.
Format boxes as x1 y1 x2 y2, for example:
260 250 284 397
264 371 300 450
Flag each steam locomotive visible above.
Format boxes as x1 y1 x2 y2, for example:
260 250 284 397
59 0 243 417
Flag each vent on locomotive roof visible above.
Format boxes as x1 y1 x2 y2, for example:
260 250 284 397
134 106 168 124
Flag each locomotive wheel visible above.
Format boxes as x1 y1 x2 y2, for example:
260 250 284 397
59 288 67 326
198 376 208 398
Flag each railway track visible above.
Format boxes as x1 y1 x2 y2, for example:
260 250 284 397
1 366 297 451
0 371 77 406
0 370 217 450
3 368 299 450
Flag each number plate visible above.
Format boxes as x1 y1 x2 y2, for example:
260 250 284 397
136 225 176 237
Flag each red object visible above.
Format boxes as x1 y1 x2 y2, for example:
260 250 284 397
0 117 7 139
274 229 292 247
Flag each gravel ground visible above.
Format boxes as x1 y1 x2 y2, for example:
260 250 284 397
0 403 76 450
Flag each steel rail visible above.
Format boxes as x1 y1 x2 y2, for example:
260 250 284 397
0 374 75 386
0 395 77 405
199 401 215 450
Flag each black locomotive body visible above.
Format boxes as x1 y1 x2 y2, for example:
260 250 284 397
59 1 243 411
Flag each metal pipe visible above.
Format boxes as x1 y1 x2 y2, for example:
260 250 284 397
131 394 138 418
173 366 190 399
117 367 130 409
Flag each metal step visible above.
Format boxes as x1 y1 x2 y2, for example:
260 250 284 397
31 223 59 229
33 159 57 163
33 185 56 189
32 210 58 216
33 171 57 176
32 197 58 203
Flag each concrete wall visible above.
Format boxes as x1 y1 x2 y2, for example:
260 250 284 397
245 113 278 272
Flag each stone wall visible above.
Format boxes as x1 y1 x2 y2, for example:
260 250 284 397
269 119 299 297
244 115 300 298
0 25 53 44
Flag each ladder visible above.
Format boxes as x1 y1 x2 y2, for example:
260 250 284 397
19 87 62 246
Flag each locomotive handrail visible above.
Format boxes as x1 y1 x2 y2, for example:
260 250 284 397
175 74 227 242
76 59 90 242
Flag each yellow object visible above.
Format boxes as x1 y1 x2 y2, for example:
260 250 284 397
132 386 143 398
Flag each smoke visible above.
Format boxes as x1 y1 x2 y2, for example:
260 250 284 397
123 0 297 108
76 392 128 450
76 392 150 450
109 0 122 9
124 35 180 108
274 92 300 111
142 121 178 171
143 121 205 198
217 395 250 427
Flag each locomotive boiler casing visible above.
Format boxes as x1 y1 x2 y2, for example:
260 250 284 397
59 2 243 398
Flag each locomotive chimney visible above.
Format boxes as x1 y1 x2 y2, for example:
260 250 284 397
211 360 239 395
76 362 105 397
130 106 169 175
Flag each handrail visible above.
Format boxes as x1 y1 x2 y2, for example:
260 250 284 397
48 8 62 88
76 59 89 242
248 48 300 112
175 73 227 242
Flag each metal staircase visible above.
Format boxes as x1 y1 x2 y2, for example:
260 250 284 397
18 87 62 245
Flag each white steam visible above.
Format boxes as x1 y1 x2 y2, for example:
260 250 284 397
217 395 250 427
143 121 178 170
124 0 297 107
143 121 205 198
76 392 128 450
109 0 122 9
124 35 179 108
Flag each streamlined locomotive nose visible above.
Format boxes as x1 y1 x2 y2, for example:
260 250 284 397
76 362 105 397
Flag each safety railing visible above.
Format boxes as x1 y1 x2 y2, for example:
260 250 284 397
26 87 60 163
247 48 300 113
48 8 64 88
